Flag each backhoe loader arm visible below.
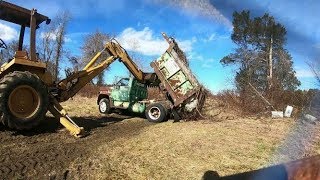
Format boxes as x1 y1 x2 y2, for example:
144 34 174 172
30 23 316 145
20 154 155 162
57 54 117 102
56 39 158 102
104 40 158 85
50 40 158 137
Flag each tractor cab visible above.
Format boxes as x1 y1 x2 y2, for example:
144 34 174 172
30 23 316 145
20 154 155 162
0 1 50 77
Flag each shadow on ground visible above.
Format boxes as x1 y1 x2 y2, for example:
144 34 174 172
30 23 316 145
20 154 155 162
0 114 131 137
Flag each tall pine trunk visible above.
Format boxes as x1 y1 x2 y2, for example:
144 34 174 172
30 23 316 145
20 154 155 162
268 36 273 90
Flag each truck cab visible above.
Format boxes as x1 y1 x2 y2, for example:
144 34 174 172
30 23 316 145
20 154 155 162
98 76 148 115
98 76 171 123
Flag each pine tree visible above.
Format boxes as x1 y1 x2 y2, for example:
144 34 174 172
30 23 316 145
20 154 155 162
221 10 300 92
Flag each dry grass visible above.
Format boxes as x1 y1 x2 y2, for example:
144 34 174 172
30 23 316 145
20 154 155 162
62 96 320 179
61 96 101 117
89 119 289 179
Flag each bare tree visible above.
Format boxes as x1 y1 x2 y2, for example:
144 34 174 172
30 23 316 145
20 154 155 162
308 60 320 86
1 40 28 64
54 11 70 80
81 30 110 85
38 11 71 81
63 51 80 78
39 22 55 76
66 52 80 72
39 24 55 63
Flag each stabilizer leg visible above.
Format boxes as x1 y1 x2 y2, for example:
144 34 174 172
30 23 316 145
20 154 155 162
48 97 85 137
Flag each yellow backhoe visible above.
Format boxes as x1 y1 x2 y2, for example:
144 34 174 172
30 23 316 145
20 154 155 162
0 1 159 137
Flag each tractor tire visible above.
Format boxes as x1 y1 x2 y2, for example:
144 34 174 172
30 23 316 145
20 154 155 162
0 71 49 130
99 98 111 114
145 103 167 123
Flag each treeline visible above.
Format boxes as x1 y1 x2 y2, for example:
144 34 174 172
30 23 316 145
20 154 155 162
220 10 319 114
216 89 319 116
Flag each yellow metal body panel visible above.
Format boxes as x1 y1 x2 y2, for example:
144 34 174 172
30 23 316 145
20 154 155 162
0 57 53 85
0 57 46 72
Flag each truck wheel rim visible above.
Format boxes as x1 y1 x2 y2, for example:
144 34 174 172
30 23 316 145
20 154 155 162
100 101 107 112
148 107 161 120
8 85 40 119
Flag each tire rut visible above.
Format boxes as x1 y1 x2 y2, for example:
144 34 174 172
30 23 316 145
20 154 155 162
0 143 87 179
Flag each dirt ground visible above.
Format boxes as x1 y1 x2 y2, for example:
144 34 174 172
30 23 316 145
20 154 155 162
0 97 319 179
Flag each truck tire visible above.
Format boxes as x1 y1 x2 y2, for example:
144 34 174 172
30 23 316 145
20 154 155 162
99 98 111 114
145 103 167 123
0 71 49 130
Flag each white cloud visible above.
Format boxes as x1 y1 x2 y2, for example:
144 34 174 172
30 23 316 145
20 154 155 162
188 52 204 61
295 68 316 78
179 39 193 53
148 0 232 28
188 52 215 69
64 37 72 43
202 33 216 43
208 34 216 41
0 23 18 41
116 27 194 56
202 33 230 43
201 58 215 68
191 36 197 43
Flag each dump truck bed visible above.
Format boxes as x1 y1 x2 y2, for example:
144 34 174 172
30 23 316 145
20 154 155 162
150 33 206 117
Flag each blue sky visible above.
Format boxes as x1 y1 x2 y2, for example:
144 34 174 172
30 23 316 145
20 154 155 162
1 0 319 93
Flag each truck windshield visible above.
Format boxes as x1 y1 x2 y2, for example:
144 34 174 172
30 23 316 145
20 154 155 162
116 78 129 86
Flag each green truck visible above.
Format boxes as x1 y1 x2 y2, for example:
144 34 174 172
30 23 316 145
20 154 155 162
97 33 206 122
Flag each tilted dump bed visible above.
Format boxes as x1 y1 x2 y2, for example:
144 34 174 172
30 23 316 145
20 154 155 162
151 33 206 117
